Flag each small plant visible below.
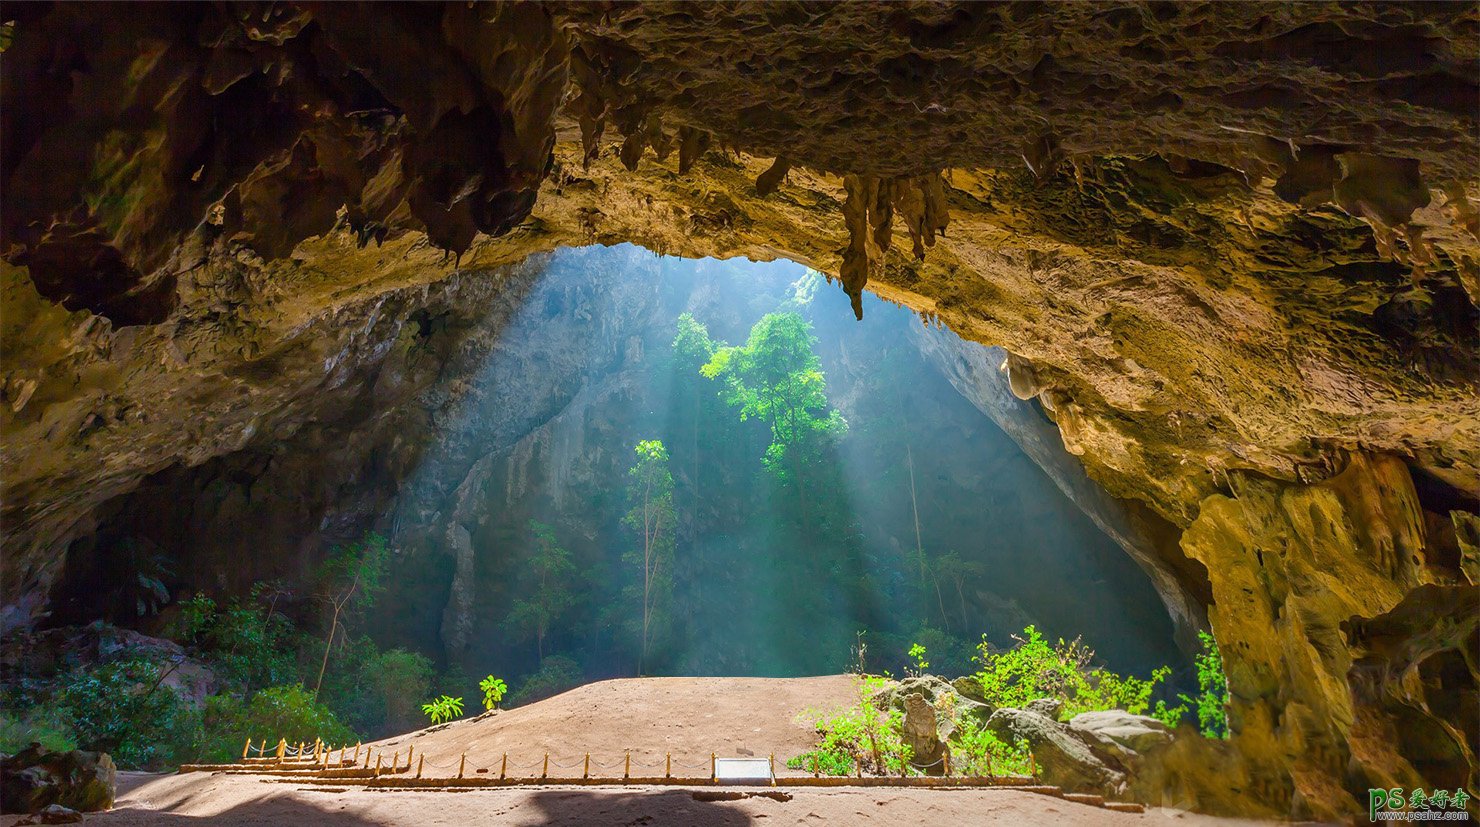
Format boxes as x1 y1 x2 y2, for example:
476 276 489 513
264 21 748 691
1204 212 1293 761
790 676 912 776
479 676 507 711
906 643 929 678
1177 631 1229 738
420 695 464 725
950 716 1032 777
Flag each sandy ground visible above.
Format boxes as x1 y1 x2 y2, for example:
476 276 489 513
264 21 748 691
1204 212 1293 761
0 677 1280 824
363 675 867 779
0 771 1273 826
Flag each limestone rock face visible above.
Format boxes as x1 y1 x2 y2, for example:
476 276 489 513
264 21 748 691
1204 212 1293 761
1177 453 1478 820
0 3 1477 820
987 707 1127 797
1067 711 1174 763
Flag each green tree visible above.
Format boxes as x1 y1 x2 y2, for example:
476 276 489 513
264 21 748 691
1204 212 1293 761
672 313 720 507
700 312 845 499
508 521 576 661
311 533 389 696
367 648 434 733
624 439 676 675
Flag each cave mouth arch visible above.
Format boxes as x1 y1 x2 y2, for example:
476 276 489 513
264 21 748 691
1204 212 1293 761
51 243 1193 699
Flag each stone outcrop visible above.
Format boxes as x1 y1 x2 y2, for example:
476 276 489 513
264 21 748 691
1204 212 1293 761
0 3 1476 819
987 706 1129 797
0 745 116 814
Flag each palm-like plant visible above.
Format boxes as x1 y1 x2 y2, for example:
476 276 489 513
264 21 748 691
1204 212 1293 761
420 695 464 724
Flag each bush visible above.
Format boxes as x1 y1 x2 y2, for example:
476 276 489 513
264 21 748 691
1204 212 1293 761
950 715 1032 777
0 708 77 754
203 685 358 762
969 625 1176 718
789 676 912 776
55 658 199 769
508 656 583 707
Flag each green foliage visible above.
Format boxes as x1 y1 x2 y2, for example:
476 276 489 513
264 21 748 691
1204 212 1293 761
970 625 1173 718
508 656 583 707
420 695 464 725
950 716 1033 777
907 643 929 678
202 685 357 762
624 439 676 674
314 532 390 618
0 708 77 754
55 657 198 769
507 521 576 660
699 312 845 480
479 676 507 711
1177 631 1229 738
365 648 435 732
791 676 912 776
672 313 717 367
175 592 296 691
312 532 391 695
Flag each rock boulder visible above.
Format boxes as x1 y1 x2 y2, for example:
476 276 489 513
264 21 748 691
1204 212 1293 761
0 745 116 814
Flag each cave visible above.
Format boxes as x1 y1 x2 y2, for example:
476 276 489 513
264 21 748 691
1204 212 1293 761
1 2 1476 823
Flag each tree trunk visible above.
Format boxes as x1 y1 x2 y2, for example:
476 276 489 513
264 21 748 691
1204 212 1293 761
907 444 926 600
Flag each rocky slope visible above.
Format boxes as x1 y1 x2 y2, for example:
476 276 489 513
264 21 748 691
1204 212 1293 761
2 2 1477 819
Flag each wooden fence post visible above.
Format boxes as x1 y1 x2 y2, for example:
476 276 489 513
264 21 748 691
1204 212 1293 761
416 756 424 779
407 745 414 766
944 750 951 777
276 739 286 761
583 753 590 779
769 754 775 786
375 753 383 775
1028 751 1036 779
500 753 507 780
710 753 716 782
459 753 466 779
542 753 549 779
665 753 671 779
624 752 630 780
242 738 251 760
353 742 361 764
391 751 399 773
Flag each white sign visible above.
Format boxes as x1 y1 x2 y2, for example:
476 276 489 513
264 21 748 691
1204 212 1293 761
713 758 774 784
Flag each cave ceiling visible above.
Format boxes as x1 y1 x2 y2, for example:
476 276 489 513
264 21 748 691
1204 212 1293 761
3 1 1476 588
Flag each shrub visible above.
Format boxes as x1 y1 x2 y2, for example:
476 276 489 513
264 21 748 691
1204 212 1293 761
203 685 358 762
950 716 1032 777
55 658 199 769
368 649 435 732
789 676 912 776
0 708 77 754
508 656 583 707
969 625 1174 718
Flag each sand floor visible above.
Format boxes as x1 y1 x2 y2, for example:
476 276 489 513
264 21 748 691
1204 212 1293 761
0 771 1276 826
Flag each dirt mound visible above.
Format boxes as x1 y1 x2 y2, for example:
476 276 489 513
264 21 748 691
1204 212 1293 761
369 675 861 778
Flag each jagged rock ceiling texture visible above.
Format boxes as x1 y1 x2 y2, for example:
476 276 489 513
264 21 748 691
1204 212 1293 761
2 2 1478 820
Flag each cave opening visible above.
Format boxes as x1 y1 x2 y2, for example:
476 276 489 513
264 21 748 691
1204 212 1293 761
51 243 1192 712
